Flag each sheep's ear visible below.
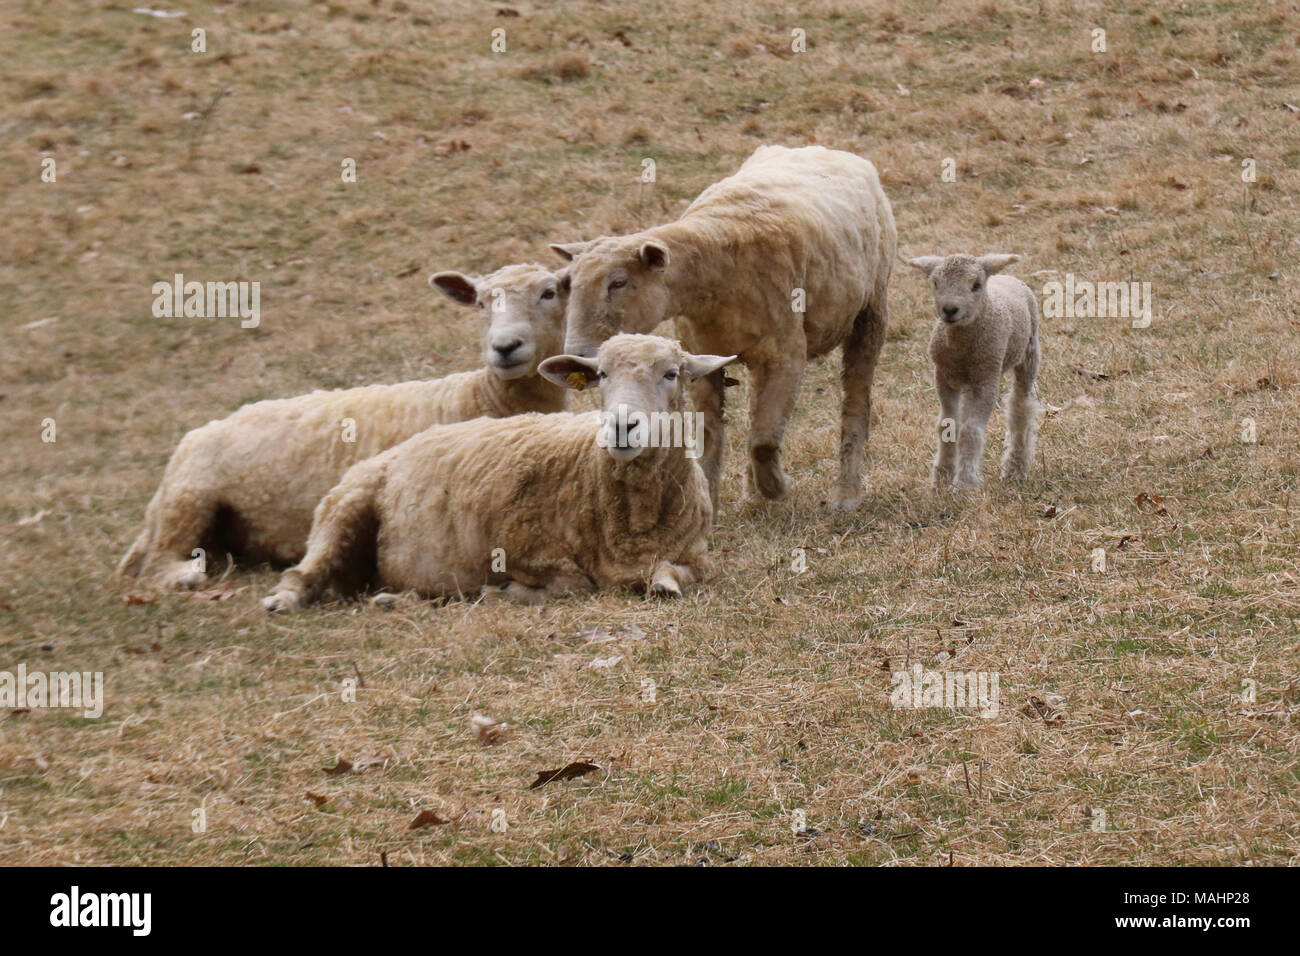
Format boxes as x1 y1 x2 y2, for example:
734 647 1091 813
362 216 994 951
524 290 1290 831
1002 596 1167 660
639 241 669 270
549 241 591 262
683 352 737 379
907 256 945 276
977 254 1021 275
430 271 478 305
539 355 600 391
556 269 572 297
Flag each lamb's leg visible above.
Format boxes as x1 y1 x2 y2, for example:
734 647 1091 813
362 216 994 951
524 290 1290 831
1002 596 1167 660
689 368 727 512
954 380 998 490
933 376 960 489
828 302 888 512
262 479 379 613
747 356 805 500
1001 337 1041 482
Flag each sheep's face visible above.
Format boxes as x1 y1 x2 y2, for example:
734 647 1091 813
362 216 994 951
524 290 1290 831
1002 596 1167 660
430 264 568 380
549 237 673 358
908 253 1021 328
539 334 735 463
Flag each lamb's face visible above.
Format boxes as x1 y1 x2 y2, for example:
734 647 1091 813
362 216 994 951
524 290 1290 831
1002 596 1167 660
908 253 1022 329
539 334 736 463
549 237 673 358
927 256 987 328
430 265 568 380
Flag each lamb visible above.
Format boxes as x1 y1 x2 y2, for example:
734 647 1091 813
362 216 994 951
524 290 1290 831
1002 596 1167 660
906 253 1041 490
117 263 569 588
550 144 897 512
260 334 736 612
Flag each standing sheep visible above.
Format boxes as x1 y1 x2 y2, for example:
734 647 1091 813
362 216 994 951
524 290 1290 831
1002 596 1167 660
906 253 1041 489
551 144 897 512
118 263 569 588
260 334 737 612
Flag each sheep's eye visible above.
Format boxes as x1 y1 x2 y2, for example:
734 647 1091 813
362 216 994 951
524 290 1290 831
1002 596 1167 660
597 370 608 380
540 288 556 300
972 281 982 292
608 277 627 291
664 369 678 382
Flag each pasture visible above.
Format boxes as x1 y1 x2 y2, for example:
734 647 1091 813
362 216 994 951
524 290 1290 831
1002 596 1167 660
1 0 1297 865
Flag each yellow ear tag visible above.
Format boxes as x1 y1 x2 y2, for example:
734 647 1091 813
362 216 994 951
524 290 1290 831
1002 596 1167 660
567 371 588 391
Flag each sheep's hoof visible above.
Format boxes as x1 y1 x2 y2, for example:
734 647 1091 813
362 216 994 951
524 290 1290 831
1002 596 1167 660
953 476 984 491
370 592 400 609
649 578 682 599
750 445 791 500
824 486 863 513
160 563 207 590
262 590 301 614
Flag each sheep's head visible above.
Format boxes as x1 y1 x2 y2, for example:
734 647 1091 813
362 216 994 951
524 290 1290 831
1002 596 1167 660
539 334 735 463
430 263 569 380
907 253 1021 328
549 236 673 358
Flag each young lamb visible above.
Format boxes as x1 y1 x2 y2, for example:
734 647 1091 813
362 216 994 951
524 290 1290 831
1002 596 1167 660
260 334 737 612
118 263 569 589
906 253 1041 490
550 144 897 512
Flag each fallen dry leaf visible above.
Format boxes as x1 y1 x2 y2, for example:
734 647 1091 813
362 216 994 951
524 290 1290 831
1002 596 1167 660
305 792 328 807
470 714 508 745
530 761 600 789
322 758 353 775
409 809 450 829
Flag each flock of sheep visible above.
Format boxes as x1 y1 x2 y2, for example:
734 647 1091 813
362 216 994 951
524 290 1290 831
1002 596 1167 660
117 144 1042 608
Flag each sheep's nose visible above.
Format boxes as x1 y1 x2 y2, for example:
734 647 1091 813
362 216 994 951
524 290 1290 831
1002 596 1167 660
942 305 959 319
493 339 523 358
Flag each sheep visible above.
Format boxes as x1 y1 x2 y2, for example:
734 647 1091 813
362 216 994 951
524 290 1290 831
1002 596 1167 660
906 253 1041 490
117 263 569 589
259 334 737 612
550 144 897 512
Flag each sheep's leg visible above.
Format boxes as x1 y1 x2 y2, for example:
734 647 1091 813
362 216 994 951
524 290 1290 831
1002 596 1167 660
1001 337 1041 481
747 357 805 500
828 302 888 512
933 376 960 489
262 480 379 613
954 380 998 489
123 482 218 589
479 581 548 605
689 368 727 511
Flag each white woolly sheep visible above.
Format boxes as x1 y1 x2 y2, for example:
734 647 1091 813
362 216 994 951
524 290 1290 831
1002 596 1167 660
118 263 569 588
551 144 897 512
906 253 1041 489
260 334 737 612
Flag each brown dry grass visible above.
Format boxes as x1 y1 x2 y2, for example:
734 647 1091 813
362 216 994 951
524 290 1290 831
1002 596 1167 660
1 0 1298 866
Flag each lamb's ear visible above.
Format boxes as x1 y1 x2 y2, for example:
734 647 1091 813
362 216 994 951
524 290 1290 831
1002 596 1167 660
539 354 600 391
639 241 669 270
907 256 945 276
683 352 738 379
430 271 479 306
977 253 1021 275
556 268 572 298
549 241 591 262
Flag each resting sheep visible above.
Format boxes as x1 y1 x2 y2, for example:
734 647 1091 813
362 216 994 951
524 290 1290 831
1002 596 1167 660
906 253 1041 489
260 334 736 612
118 263 569 588
551 144 897 512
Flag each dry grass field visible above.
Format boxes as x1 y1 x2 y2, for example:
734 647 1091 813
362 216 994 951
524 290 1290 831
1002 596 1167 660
1 0 1298 866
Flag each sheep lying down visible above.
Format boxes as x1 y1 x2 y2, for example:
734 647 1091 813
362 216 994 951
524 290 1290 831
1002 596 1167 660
117 263 568 589
261 334 737 611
